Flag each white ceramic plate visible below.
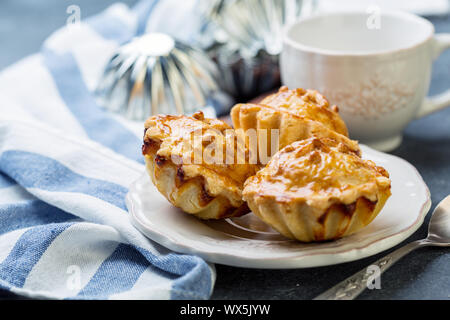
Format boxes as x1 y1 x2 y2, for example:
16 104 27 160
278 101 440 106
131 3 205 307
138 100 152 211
127 145 431 268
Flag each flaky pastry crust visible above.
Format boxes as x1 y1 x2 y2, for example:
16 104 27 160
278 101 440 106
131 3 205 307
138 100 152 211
231 86 360 163
243 138 391 242
143 111 258 219
260 86 348 136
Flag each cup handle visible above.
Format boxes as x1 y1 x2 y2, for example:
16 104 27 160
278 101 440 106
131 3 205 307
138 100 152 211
417 33 450 118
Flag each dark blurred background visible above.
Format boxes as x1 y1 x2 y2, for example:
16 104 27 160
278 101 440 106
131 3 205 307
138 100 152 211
0 0 137 70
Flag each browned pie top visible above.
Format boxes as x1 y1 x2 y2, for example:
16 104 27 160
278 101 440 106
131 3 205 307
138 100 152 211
143 111 258 194
260 86 349 136
243 137 391 210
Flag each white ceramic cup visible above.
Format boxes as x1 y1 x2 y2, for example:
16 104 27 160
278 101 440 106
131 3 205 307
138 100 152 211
281 11 450 151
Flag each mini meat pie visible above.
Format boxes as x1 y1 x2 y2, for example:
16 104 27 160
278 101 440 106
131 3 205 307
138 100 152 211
260 86 348 136
231 86 360 164
143 111 258 219
243 137 391 242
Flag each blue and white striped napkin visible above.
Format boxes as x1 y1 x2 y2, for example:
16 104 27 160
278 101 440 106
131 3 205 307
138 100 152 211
0 1 216 299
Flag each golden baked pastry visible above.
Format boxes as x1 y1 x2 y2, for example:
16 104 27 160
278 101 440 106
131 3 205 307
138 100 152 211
243 137 391 242
260 86 348 136
231 86 360 163
143 111 258 219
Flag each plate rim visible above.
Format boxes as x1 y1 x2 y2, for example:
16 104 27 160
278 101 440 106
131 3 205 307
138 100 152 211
127 145 431 269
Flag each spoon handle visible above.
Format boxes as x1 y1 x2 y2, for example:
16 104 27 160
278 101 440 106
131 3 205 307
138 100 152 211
314 239 429 300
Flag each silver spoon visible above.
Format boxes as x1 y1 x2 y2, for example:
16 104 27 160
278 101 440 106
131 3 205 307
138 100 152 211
314 195 450 300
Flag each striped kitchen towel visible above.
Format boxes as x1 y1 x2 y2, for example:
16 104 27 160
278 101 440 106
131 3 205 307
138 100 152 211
0 1 217 299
